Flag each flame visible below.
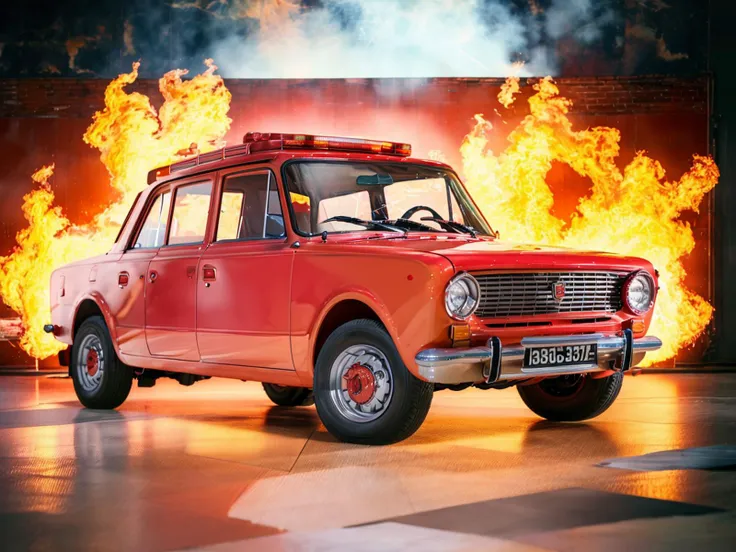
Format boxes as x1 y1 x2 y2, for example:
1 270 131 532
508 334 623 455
497 75 520 108
0 65 720 366
0 60 232 359
461 77 719 364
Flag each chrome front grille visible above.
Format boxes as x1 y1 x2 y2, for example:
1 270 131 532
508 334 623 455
474 272 626 318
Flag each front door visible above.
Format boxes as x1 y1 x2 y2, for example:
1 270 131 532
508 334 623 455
145 178 214 361
196 169 294 369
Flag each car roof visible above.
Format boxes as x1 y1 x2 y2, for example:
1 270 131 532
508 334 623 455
149 147 455 186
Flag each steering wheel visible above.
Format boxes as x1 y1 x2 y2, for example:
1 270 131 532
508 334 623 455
399 205 443 221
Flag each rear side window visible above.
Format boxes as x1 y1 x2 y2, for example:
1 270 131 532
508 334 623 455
133 192 171 249
115 192 142 244
169 182 213 245
215 172 285 241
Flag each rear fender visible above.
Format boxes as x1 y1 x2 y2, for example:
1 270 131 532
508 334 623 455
71 293 124 359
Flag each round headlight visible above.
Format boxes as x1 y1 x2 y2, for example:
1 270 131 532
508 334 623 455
445 272 480 320
623 271 655 315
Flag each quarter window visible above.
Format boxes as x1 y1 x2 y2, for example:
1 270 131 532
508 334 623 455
216 172 285 241
169 182 213 245
132 191 171 249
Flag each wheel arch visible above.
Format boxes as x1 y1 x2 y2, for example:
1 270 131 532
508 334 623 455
71 294 120 349
311 296 392 371
73 299 104 337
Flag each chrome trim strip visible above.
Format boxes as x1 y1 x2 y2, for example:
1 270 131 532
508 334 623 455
415 346 492 366
416 334 662 384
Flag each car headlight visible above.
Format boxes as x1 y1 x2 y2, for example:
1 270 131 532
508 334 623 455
445 272 480 320
623 271 655 315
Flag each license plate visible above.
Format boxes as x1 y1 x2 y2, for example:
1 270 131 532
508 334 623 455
524 344 598 369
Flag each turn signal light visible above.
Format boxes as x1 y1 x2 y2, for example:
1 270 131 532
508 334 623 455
631 319 646 334
450 323 471 346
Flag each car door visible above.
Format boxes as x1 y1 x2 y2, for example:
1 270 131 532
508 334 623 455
196 168 294 369
112 190 171 357
145 177 214 361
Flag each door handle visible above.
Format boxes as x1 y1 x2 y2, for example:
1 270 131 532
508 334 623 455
148 270 158 283
118 272 130 288
203 265 217 282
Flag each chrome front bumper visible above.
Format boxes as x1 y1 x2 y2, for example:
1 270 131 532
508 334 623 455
415 331 662 384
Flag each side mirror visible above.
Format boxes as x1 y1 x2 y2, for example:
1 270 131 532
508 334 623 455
265 214 286 238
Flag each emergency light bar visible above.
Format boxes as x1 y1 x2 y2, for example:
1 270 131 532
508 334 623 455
244 132 412 157
147 133 413 184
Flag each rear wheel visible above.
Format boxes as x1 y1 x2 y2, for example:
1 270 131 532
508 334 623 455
313 319 433 445
71 316 132 409
517 372 623 422
262 383 314 406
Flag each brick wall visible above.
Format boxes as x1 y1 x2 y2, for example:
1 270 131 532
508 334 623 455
0 75 709 119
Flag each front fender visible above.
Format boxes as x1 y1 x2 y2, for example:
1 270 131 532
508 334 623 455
310 288 399 359
290 248 455 382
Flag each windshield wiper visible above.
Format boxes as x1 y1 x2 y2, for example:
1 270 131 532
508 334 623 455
420 216 478 237
321 215 405 234
391 218 437 232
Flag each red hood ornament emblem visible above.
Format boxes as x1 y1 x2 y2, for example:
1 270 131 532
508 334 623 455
552 280 566 302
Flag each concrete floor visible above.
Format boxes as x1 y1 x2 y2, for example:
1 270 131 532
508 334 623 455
1 372 735 551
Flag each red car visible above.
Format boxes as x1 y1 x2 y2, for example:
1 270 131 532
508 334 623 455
46 132 661 444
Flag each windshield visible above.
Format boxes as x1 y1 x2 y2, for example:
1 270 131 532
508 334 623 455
283 161 493 236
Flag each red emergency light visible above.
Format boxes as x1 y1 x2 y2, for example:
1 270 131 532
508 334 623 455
244 132 412 157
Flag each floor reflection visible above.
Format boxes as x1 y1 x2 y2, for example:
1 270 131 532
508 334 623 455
0 373 734 551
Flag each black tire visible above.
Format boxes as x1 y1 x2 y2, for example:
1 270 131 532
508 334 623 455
262 383 314 406
517 372 623 422
71 316 132 409
313 319 433 445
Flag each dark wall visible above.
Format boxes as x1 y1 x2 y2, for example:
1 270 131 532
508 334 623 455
711 0 736 361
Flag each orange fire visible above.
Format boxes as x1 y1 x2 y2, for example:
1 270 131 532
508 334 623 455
0 66 720 367
461 77 719 364
0 60 231 359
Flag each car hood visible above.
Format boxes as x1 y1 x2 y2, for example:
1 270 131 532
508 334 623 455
351 235 654 273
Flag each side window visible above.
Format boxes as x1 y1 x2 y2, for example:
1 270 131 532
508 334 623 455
169 182 213 245
217 191 245 241
215 172 285 241
116 191 142 244
132 191 171 249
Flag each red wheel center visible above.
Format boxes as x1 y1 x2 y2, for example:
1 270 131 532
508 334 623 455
86 349 99 377
343 364 376 405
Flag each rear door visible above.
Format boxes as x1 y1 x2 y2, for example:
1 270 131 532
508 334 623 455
145 177 214 360
196 168 294 369
113 190 171 357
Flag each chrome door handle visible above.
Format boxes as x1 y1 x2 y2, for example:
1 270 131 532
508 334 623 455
148 271 158 283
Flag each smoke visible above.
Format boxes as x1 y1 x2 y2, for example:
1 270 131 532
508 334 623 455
170 0 620 79
544 0 619 43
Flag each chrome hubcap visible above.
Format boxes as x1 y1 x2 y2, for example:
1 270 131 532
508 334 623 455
77 334 104 392
329 344 393 423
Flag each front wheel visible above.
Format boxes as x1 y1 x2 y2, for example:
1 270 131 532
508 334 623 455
71 316 132 409
517 372 623 422
313 319 434 445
